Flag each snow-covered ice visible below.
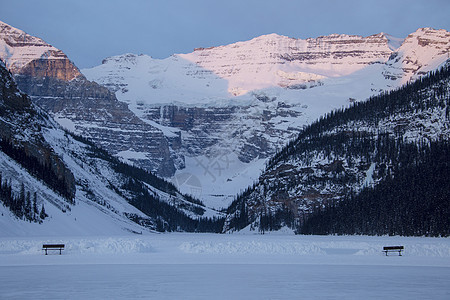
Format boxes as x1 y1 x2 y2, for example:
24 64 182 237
0 233 449 299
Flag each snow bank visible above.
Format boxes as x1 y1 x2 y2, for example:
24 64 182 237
178 235 450 258
0 236 154 256
1 234 449 261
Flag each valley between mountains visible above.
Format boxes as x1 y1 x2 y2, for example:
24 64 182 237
0 19 448 235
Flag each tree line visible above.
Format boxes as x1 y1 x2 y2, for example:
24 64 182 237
0 138 74 202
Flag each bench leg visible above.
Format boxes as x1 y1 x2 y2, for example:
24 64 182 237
45 249 48 255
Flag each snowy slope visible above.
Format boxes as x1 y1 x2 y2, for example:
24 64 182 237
224 63 450 233
0 83 145 236
0 126 221 236
0 115 150 236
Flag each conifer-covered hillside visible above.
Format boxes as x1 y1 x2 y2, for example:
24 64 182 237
300 140 449 236
225 64 450 236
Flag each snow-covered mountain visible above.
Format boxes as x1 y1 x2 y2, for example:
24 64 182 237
0 20 181 177
83 28 450 209
0 60 221 236
0 18 448 235
84 29 450 106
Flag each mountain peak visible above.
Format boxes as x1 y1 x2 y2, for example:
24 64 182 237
0 20 82 81
253 33 289 40
413 27 445 34
381 27 449 83
406 27 450 41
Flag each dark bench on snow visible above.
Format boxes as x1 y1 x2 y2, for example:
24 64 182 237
383 246 403 256
42 244 65 255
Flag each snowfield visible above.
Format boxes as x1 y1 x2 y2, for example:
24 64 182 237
0 233 449 299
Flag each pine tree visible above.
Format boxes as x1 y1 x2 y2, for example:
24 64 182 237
39 204 48 220
24 192 32 221
33 192 38 215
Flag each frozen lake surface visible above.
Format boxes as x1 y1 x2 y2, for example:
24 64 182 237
1 234 449 299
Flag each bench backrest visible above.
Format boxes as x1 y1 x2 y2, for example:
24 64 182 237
43 244 65 248
383 246 404 250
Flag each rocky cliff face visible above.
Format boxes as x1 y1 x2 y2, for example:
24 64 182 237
13 74 180 176
18 57 81 81
0 20 179 177
83 28 449 208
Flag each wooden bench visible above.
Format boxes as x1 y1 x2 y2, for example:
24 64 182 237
383 246 404 256
42 244 65 255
